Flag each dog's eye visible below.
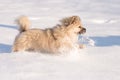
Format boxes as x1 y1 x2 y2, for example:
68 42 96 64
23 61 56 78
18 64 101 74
79 26 82 28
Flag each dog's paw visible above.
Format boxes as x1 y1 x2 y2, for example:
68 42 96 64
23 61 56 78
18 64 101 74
79 44 86 49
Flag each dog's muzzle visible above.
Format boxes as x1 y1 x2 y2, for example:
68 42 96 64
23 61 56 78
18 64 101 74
79 28 86 34
82 28 86 33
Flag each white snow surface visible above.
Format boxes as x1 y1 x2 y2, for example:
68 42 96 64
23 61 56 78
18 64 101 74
0 0 120 80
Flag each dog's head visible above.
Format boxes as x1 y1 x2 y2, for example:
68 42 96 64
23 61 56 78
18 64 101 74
60 16 86 35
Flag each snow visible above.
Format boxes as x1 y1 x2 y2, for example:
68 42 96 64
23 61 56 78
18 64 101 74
0 0 120 80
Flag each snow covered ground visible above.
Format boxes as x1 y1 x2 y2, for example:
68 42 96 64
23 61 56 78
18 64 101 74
0 0 120 80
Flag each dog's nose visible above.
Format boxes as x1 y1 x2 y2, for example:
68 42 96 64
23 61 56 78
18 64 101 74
82 28 86 33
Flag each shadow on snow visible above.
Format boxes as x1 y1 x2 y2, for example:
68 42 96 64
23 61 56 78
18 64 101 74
0 24 17 30
0 24 16 53
0 43 12 53
91 36 120 47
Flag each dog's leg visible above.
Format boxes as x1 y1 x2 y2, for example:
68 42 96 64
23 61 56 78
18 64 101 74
12 45 26 52
79 44 85 49
12 40 30 52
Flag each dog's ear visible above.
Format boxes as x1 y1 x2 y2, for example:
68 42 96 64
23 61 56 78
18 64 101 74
60 16 81 26
71 16 81 25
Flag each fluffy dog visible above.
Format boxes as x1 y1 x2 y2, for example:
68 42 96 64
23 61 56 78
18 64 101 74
12 16 86 53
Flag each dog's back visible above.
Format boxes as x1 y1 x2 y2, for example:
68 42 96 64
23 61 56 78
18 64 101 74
12 16 59 53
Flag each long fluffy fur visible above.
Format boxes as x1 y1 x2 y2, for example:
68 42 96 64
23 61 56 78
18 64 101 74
12 16 86 53
16 16 30 32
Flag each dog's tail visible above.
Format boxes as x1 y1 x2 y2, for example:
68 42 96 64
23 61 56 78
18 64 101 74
16 16 30 33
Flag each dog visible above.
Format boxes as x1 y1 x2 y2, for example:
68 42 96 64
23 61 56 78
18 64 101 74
12 16 86 53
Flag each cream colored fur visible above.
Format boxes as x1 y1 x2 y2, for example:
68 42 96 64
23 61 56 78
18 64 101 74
12 16 86 53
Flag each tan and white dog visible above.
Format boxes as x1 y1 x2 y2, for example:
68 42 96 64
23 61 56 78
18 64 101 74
12 16 86 53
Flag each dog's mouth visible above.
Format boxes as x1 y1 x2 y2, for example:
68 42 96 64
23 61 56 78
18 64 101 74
79 28 86 34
